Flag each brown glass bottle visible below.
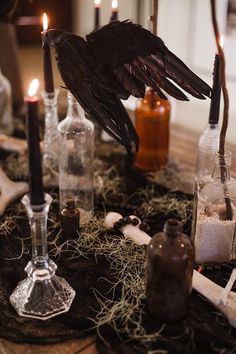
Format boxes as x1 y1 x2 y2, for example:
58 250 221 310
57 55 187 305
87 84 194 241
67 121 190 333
146 219 194 322
61 198 80 240
134 88 170 171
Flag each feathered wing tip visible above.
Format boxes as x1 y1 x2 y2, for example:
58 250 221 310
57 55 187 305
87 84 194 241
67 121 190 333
94 100 140 154
69 85 139 155
87 20 212 101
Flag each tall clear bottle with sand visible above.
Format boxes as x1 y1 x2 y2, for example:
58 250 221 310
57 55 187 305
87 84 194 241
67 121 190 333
192 151 236 264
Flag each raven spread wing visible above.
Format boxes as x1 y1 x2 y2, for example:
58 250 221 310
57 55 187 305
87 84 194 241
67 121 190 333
45 21 211 153
86 20 211 101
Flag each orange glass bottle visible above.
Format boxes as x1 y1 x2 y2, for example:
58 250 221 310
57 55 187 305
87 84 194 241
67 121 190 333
134 88 171 171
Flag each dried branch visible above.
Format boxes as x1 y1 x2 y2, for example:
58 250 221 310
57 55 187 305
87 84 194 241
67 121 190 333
150 0 158 35
210 0 233 220
210 0 229 155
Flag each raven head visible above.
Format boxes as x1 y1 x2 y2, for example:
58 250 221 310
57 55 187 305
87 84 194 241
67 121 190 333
44 29 71 47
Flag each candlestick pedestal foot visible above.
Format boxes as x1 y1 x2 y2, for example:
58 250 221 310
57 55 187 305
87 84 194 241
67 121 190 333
10 259 75 320
10 193 75 320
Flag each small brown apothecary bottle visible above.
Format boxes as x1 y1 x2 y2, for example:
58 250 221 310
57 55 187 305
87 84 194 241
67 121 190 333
61 198 80 240
134 88 170 171
146 219 194 322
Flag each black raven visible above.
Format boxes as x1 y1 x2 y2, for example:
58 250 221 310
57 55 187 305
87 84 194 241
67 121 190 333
45 20 211 153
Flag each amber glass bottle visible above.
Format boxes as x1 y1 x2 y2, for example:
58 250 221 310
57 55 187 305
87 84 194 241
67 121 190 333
61 198 80 240
146 219 194 322
134 88 171 171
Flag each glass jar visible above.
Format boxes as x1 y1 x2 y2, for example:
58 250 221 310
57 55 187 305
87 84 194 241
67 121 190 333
146 219 194 322
134 88 170 171
58 92 94 224
0 67 13 135
192 151 236 264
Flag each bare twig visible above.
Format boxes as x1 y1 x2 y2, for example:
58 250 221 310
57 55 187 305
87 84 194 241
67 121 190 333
210 0 233 220
210 0 229 155
150 0 158 35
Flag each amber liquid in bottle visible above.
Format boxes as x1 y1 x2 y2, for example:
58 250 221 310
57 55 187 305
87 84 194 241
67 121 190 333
61 197 80 240
146 219 194 322
134 88 170 171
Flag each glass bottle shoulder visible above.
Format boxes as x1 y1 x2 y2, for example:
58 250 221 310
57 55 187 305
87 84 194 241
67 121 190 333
198 124 220 152
58 115 94 135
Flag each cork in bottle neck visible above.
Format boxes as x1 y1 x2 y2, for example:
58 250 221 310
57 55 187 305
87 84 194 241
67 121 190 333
65 198 76 210
163 219 181 237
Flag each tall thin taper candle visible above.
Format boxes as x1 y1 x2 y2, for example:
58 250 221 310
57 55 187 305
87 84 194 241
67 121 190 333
25 79 45 205
41 13 54 93
209 53 221 124
110 0 118 22
94 0 101 30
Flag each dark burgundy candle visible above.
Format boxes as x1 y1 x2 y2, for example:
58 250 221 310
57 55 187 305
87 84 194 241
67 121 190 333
25 79 45 205
208 53 221 125
94 0 101 30
41 13 54 93
110 0 118 22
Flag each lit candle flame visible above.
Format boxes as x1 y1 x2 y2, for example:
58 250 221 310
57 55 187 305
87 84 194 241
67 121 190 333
95 0 101 6
42 12 48 32
220 35 224 49
112 0 118 10
28 79 39 97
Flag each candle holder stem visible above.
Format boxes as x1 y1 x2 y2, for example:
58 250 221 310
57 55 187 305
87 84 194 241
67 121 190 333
10 193 75 320
42 89 59 174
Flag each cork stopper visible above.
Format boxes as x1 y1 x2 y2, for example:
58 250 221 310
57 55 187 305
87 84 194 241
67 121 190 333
65 198 76 210
163 219 181 237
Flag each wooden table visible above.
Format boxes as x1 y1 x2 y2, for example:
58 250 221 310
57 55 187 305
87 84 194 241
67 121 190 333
0 123 235 354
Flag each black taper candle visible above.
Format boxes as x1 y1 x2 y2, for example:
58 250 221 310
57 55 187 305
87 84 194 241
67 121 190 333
41 14 54 93
95 5 100 29
110 10 118 22
26 94 45 205
42 33 54 93
110 0 118 22
209 54 221 124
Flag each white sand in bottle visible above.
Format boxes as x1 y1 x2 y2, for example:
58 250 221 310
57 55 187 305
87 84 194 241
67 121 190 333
195 213 236 264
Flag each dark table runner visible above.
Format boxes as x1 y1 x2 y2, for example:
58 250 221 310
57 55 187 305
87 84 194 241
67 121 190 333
0 140 235 354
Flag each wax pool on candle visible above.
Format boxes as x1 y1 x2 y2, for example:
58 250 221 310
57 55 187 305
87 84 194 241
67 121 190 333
41 12 54 93
25 79 45 205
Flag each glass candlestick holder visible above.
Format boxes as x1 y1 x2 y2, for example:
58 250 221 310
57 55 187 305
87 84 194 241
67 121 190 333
42 89 59 175
10 193 75 320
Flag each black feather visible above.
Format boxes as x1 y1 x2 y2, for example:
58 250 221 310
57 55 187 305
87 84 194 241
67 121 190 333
45 20 211 153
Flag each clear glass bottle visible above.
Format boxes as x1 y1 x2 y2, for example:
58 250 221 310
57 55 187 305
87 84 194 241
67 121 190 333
0 67 13 135
192 151 236 264
42 89 59 174
146 219 194 322
195 54 221 180
58 92 94 224
134 88 170 171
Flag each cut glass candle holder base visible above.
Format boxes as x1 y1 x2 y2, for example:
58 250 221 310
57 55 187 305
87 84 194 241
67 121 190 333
10 259 75 320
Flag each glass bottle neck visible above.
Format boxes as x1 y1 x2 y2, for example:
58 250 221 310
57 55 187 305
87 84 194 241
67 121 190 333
212 152 232 183
67 92 86 120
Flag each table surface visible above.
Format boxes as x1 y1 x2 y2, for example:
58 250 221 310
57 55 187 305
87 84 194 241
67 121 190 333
0 123 235 354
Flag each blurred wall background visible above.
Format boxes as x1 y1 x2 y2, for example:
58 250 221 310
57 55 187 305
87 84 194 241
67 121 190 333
73 0 236 145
